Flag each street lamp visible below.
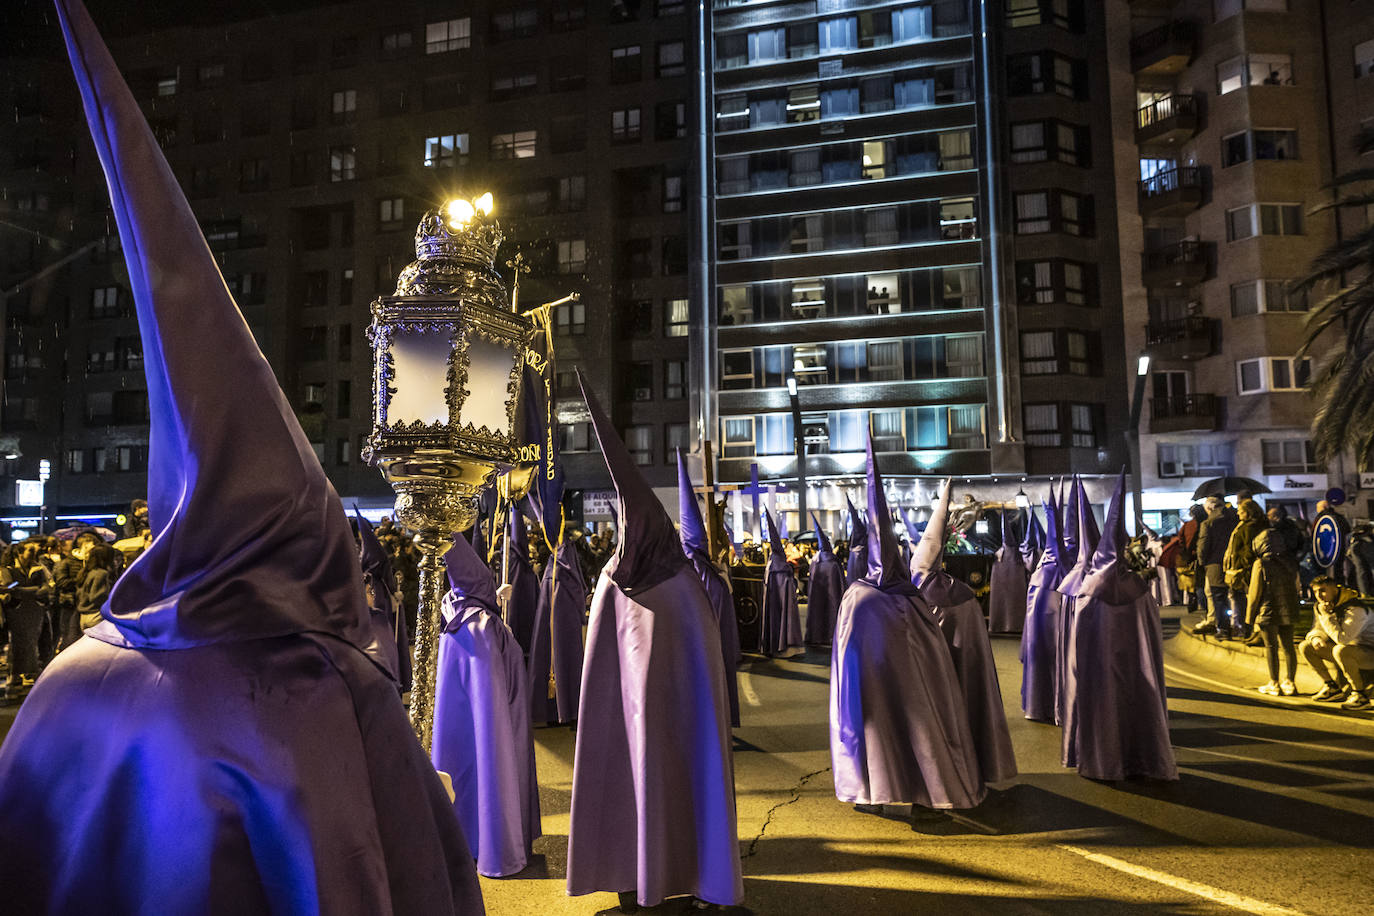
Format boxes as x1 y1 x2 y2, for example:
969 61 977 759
37 458 50 535
786 375 808 532
1126 354 1151 533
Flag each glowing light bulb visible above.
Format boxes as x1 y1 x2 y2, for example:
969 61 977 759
474 192 494 216
446 198 475 227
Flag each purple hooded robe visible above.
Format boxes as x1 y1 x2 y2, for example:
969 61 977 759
1056 478 1101 734
434 531 543 877
0 5 484 912
829 438 986 809
762 508 804 658
357 510 412 691
1020 490 1066 722
1061 474 1179 781
989 509 1029 634
567 376 743 908
677 451 741 726
502 509 539 655
804 513 845 646
844 496 869 585
1021 509 1045 573
912 481 1018 786
528 535 586 726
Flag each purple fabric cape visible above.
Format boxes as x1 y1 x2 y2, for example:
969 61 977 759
357 510 411 691
761 508 803 657
829 440 986 808
1020 490 1066 722
804 514 844 646
1020 510 1045 573
989 510 1029 634
844 496 869 585
1060 474 1178 781
434 532 542 877
567 375 742 907
678 451 741 726
1055 478 1101 731
0 5 484 912
914 480 1017 785
502 509 539 655
528 539 586 725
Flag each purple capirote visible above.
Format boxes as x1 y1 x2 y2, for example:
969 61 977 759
566 374 743 908
829 436 987 809
761 508 804 658
989 508 1029 635
502 507 539 655
0 3 484 912
1020 487 1066 723
356 509 411 690
844 495 869 585
1060 472 1179 781
804 513 845 646
1056 476 1102 735
434 530 543 877
528 538 586 725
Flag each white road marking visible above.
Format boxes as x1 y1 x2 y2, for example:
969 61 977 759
737 670 762 707
1057 845 1313 916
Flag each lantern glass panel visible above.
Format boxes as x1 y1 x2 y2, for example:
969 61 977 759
388 328 453 425
463 336 518 435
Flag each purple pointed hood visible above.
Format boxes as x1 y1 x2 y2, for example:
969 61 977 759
911 478 953 588
676 449 710 559
845 495 867 546
764 508 787 558
1074 477 1100 567
1082 469 1148 604
999 507 1015 553
1041 493 1067 569
863 435 906 587
355 510 395 586
443 529 499 612
1062 477 1081 561
810 512 834 560
56 0 369 651
578 371 685 594
901 508 923 545
1019 506 1044 566
507 501 530 565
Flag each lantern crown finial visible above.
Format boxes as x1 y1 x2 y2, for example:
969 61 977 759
414 193 503 268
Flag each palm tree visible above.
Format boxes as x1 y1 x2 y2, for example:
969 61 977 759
1295 126 1374 464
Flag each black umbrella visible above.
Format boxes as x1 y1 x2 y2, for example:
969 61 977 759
1191 476 1271 500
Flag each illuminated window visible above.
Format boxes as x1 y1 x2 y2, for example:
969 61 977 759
625 425 653 465
557 175 586 212
665 298 689 337
424 133 469 167
665 361 687 399
555 301 586 335
559 422 592 451
380 30 413 57
378 197 404 226
664 424 689 463
557 239 586 274
722 416 756 458
330 89 356 125
662 174 684 213
328 146 356 182
490 130 537 159
426 18 471 53
611 108 642 142
1217 53 1292 94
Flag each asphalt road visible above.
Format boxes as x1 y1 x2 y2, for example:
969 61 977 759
3 620 1371 915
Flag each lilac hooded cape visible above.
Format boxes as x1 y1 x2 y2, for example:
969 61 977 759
989 509 1029 634
1020 509 1045 573
761 508 804 658
804 513 845 646
829 438 986 809
528 536 586 726
502 508 539 655
678 451 741 726
912 481 1017 785
567 376 742 907
1056 478 1101 731
434 530 542 877
357 510 412 691
1060 474 1178 781
1020 489 1066 722
844 495 869 585
0 4 484 913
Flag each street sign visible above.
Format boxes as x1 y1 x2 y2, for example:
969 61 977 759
1312 512 1345 570
1360 472 1374 490
15 480 42 507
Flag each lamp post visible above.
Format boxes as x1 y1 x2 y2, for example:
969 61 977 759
1127 354 1151 533
364 193 533 753
787 376 808 532
37 458 50 535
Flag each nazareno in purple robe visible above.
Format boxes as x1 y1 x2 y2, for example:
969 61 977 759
1056 477 1101 736
528 537 586 725
567 375 743 908
357 509 412 691
988 508 1029 634
501 508 539 655
1060 473 1179 781
844 495 869 585
829 437 986 809
1020 508 1045 573
677 450 741 726
1020 489 1066 723
433 530 543 877
912 480 1018 786
762 508 805 658
0 5 484 912
804 513 845 646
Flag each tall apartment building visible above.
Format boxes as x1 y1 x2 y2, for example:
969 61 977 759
698 0 1130 534
1111 0 1369 525
0 0 696 535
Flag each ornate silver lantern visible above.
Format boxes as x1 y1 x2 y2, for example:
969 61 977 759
364 193 532 752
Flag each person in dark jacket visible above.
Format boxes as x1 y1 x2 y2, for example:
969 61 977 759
1176 504 1207 613
1347 523 1374 598
53 532 100 649
0 540 53 692
1225 499 1268 640
76 544 118 632
1193 497 1239 637
1248 529 1301 696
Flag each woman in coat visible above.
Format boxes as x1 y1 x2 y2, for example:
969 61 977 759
1247 529 1301 696
76 544 119 632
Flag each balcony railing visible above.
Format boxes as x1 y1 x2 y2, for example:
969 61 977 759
1141 240 1208 287
1130 21 1196 75
1145 315 1215 360
1135 94 1199 146
1149 393 1220 433
1138 166 1204 216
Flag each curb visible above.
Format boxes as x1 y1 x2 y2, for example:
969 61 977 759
1166 617 1323 696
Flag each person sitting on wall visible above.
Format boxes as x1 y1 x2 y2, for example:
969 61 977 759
1302 576 1374 708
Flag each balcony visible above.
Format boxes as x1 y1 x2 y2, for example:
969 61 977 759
1131 21 1195 76
1138 166 1203 218
1135 94 1199 147
1141 240 1208 288
1149 393 1220 434
1145 316 1216 361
